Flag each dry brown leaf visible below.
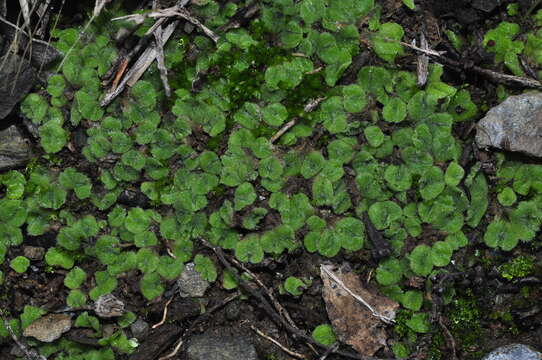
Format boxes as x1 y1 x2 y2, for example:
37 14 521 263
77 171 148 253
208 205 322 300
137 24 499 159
321 263 399 356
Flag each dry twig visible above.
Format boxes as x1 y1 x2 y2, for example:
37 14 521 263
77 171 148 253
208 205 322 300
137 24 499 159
152 296 174 329
249 324 306 359
270 97 325 144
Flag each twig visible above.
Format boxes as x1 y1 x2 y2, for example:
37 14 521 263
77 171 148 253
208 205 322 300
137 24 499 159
229 257 297 329
438 316 457 360
200 238 393 360
270 97 325 144
152 296 174 329
319 343 339 360
250 324 306 359
3 317 47 360
159 292 240 360
153 26 171 97
390 37 542 89
158 337 184 360
270 119 297 144
113 7 219 43
101 20 178 106
416 33 429 87
320 265 395 325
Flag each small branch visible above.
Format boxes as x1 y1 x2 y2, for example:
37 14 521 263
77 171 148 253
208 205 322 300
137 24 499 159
320 265 395 324
270 97 325 144
438 316 457 360
270 119 296 144
152 296 173 329
250 324 306 359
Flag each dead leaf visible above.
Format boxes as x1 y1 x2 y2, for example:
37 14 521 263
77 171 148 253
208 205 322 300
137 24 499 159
321 263 399 356
23 314 72 342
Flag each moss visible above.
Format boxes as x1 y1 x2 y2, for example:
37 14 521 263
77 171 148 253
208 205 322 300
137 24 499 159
499 255 535 280
428 331 444 360
447 289 483 358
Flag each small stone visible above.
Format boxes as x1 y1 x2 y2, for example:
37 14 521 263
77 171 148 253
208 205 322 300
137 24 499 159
94 294 125 318
187 333 257 360
177 263 209 298
225 301 241 321
476 92 542 158
23 246 45 261
0 125 31 171
130 318 150 340
23 314 72 343
472 0 498 12
482 344 542 360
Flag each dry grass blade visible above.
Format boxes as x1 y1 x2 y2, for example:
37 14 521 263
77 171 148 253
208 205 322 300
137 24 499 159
249 324 306 359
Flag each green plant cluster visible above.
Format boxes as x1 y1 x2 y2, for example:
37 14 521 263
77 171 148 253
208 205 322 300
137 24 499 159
5 1 542 358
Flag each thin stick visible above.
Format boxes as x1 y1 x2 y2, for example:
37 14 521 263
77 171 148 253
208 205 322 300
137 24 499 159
250 324 306 359
152 296 173 329
158 337 183 360
438 316 457 360
270 97 325 144
320 265 395 325
229 257 297 329
270 119 296 144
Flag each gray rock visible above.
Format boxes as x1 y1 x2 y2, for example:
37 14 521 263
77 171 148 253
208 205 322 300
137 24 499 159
0 53 35 120
482 344 542 360
472 0 498 12
130 319 150 340
187 334 257 360
23 314 72 342
0 125 31 171
176 263 209 298
476 92 542 158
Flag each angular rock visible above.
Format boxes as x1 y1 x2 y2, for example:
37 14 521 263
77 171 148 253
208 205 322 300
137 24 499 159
23 246 45 261
0 53 35 120
0 125 31 171
482 344 542 360
476 92 542 158
472 0 498 12
23 314 72 342
93 294 125 318
130 318 150 340
177 262 209 298
187 333 257 360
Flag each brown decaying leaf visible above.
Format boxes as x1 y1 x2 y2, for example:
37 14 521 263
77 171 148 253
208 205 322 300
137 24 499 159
321 264 399 356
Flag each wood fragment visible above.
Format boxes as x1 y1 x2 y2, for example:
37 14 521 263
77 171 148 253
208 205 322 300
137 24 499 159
101 20 178 106
250 324 306 359
416 33 429 87
154 26 171 97
270 119 296 144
